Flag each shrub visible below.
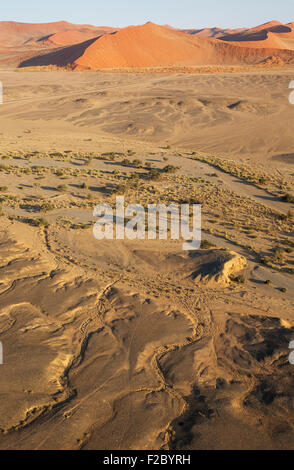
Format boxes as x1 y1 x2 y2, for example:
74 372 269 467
200 239 216 249
234 274 246 284
163 165 178 174
146 169 161 181
273 246 285 262
282 193 294 203
40 202 54 213
112 184 129 195
34 218 49 227
57 184 68 192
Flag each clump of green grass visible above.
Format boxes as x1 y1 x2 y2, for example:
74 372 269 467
0 186 8 192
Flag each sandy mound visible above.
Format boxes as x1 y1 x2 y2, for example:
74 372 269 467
191 250 247 285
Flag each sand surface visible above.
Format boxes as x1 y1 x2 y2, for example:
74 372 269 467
0 69 294 449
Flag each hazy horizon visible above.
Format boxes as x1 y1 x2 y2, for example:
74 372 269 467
1 0 293 30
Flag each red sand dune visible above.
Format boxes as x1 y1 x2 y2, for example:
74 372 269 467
42 29 108 47
0 20 117 67
181 27 247 38
19 22 294 70
0 20 115 47
219 20 294 50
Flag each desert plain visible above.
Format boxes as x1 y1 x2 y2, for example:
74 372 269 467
0 21 294 451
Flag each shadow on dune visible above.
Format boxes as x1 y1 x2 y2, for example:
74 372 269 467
271 153 294 164
220 25 292 42
18 36 99 68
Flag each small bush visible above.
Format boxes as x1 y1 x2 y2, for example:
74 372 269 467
112 184 129 195
40 202 54 213
34 218 49 227
163 165 178 174
234 274 246 284
282 193 294 203
146 169 161 181
200 239 216 249
57 184 68 192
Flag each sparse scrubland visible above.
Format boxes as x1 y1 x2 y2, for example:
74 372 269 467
0 69 294 451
